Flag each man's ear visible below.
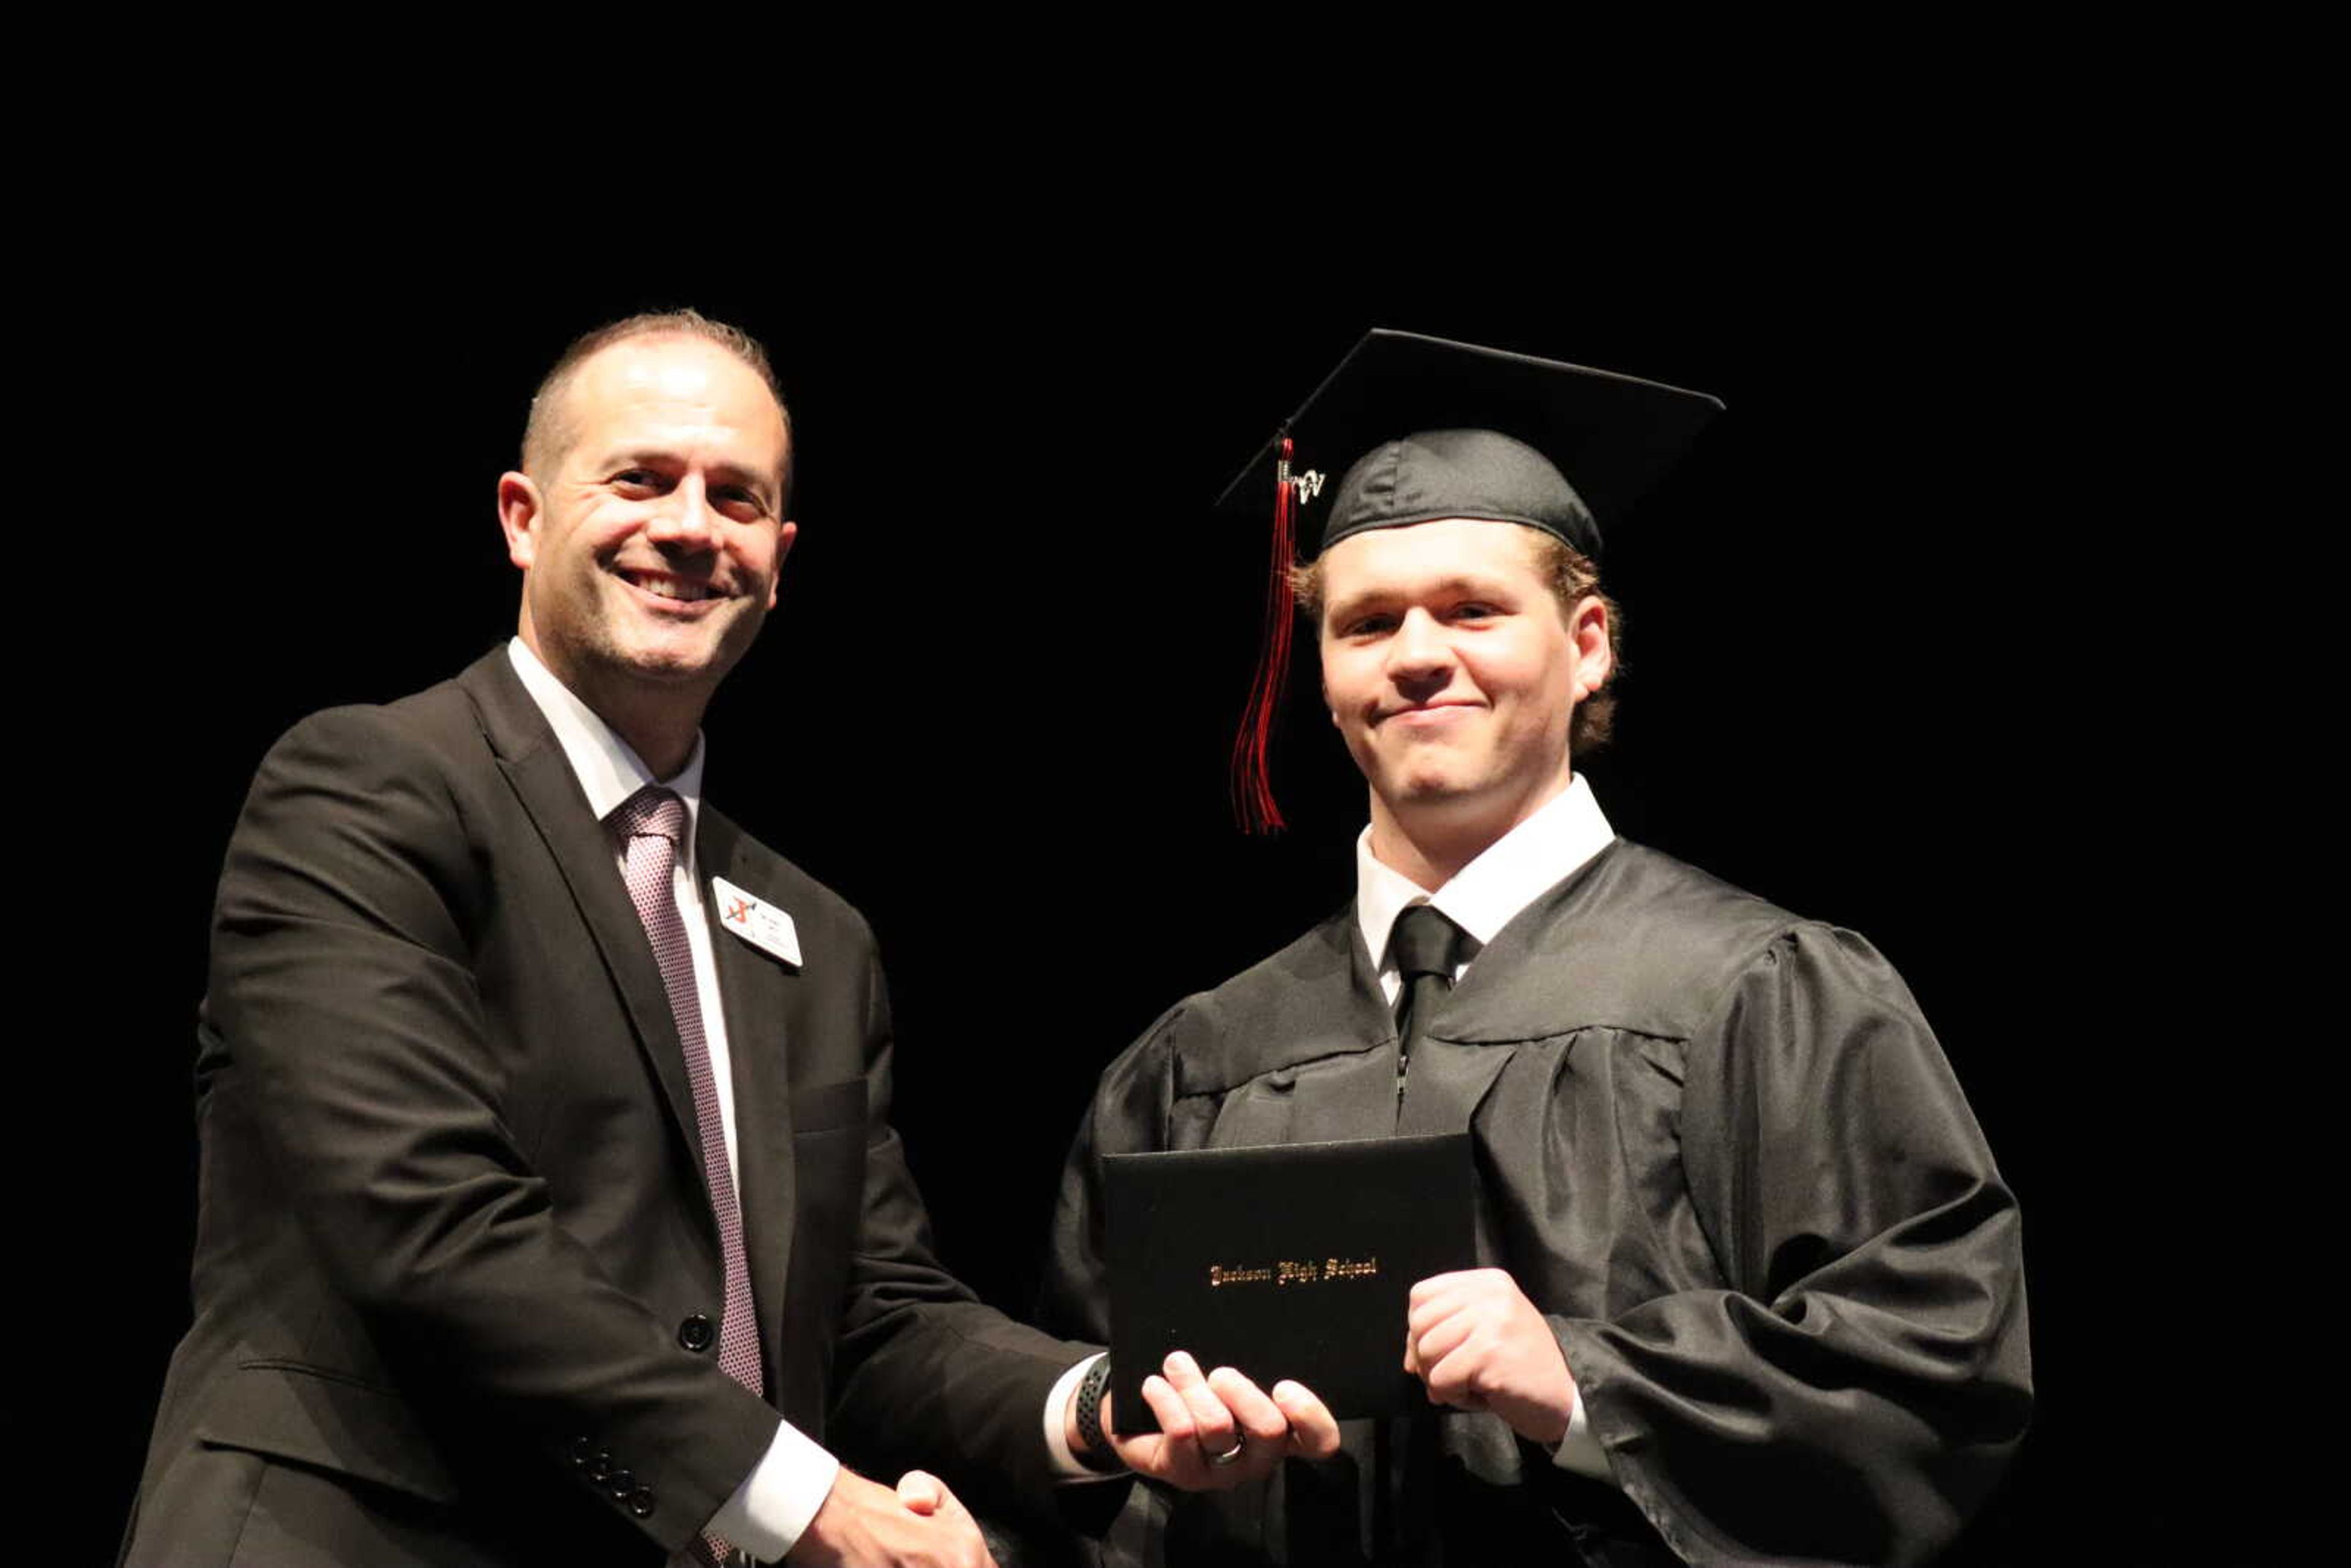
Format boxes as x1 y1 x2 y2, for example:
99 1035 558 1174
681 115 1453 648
766 520 798 610
497 471 542 571
1569 596 1614 700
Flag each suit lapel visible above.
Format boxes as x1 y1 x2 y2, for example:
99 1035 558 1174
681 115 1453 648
697 808 799 1371
457 653 707 1172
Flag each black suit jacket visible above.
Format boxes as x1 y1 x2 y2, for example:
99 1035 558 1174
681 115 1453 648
126 651 1087 1566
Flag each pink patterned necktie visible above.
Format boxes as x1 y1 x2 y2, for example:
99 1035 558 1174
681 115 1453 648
610 786 762 1567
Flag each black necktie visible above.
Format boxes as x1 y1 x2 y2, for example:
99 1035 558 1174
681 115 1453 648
1390 904 1474 1109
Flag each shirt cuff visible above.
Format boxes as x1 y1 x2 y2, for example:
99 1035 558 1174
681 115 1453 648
1043 1351 1109 1479
1552 1379 1614 1481
704 1418 841 1561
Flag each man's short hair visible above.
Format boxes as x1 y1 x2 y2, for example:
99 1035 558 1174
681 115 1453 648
522 309 792 500
1290 525 1623 756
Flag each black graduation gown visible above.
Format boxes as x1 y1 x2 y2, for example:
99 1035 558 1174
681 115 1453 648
1041 841 2030 1567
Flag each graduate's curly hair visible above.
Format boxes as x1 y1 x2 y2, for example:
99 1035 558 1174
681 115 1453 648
1289 527 1623 756
522 309 792 502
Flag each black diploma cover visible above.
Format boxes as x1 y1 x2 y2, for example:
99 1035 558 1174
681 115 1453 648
1102 1132 1474 1431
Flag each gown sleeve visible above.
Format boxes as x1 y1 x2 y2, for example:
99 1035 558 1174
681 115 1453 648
1554 923 2031 1568
1040 1004 1185 1347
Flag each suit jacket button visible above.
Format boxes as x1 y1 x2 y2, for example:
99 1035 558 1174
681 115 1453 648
678 1313 716 1352
607 1467 636 1497
627 1487 657 1518
587 1449 613 1480
568 1436 593 1466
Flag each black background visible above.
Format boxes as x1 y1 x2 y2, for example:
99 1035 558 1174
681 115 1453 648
48 161 2283 1565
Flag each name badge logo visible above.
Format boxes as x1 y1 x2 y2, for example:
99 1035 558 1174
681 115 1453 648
712 876 801 967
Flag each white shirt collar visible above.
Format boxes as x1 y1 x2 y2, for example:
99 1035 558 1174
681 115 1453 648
506 637 706 844
1354 773 1615 972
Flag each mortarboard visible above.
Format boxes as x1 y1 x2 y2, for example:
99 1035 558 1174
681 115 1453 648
1228 329 1723 831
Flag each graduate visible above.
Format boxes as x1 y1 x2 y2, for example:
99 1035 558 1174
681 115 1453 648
1041 331 2031 1566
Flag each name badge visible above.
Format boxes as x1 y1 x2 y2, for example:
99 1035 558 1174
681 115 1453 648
711 876 801 967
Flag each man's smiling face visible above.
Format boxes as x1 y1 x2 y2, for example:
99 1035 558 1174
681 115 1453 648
1317 517 1601 839
501 333 793 715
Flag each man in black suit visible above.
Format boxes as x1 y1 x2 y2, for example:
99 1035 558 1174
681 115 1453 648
124 312 1328 1567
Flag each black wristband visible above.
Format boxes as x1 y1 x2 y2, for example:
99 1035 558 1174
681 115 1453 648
1071 1357 1125 1474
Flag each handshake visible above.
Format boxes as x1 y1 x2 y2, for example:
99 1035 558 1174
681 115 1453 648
790 1351 1341 1568
794 1269 1573 1567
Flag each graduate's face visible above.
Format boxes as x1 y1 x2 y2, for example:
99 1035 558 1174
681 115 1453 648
498 335 794 709
1317 519 1610 835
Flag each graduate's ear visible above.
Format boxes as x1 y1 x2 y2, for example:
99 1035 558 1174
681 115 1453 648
1565 595 1613 702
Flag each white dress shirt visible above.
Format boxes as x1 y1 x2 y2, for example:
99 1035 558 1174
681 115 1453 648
1351 773 1619 1483
507 639 836 1560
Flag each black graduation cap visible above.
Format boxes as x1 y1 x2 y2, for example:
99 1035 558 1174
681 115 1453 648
1220 328 1723 561
1227 329 1723 832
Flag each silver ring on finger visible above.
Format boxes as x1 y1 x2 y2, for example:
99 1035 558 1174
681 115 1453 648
1205 1435 1248 1467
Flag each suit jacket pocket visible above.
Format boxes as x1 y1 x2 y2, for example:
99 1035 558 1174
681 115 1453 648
792 1076 867 1136
193 1359 462 1506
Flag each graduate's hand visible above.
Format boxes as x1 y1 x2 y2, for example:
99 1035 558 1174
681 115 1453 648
1071 1351 1341 1490
1404 1269 1577 1446
787 1467 997 1567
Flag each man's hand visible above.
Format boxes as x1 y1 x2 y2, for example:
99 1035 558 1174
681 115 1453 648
1067 1350 1341 1491
1403 1268 1577 1446
786 1467 996 1567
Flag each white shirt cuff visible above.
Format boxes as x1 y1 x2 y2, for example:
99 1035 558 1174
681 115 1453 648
1552 1379 1614 1481
1044 1351 1110 1479
705 1418 841 1561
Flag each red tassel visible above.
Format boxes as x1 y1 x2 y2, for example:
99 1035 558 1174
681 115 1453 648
1231 435 1297 833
